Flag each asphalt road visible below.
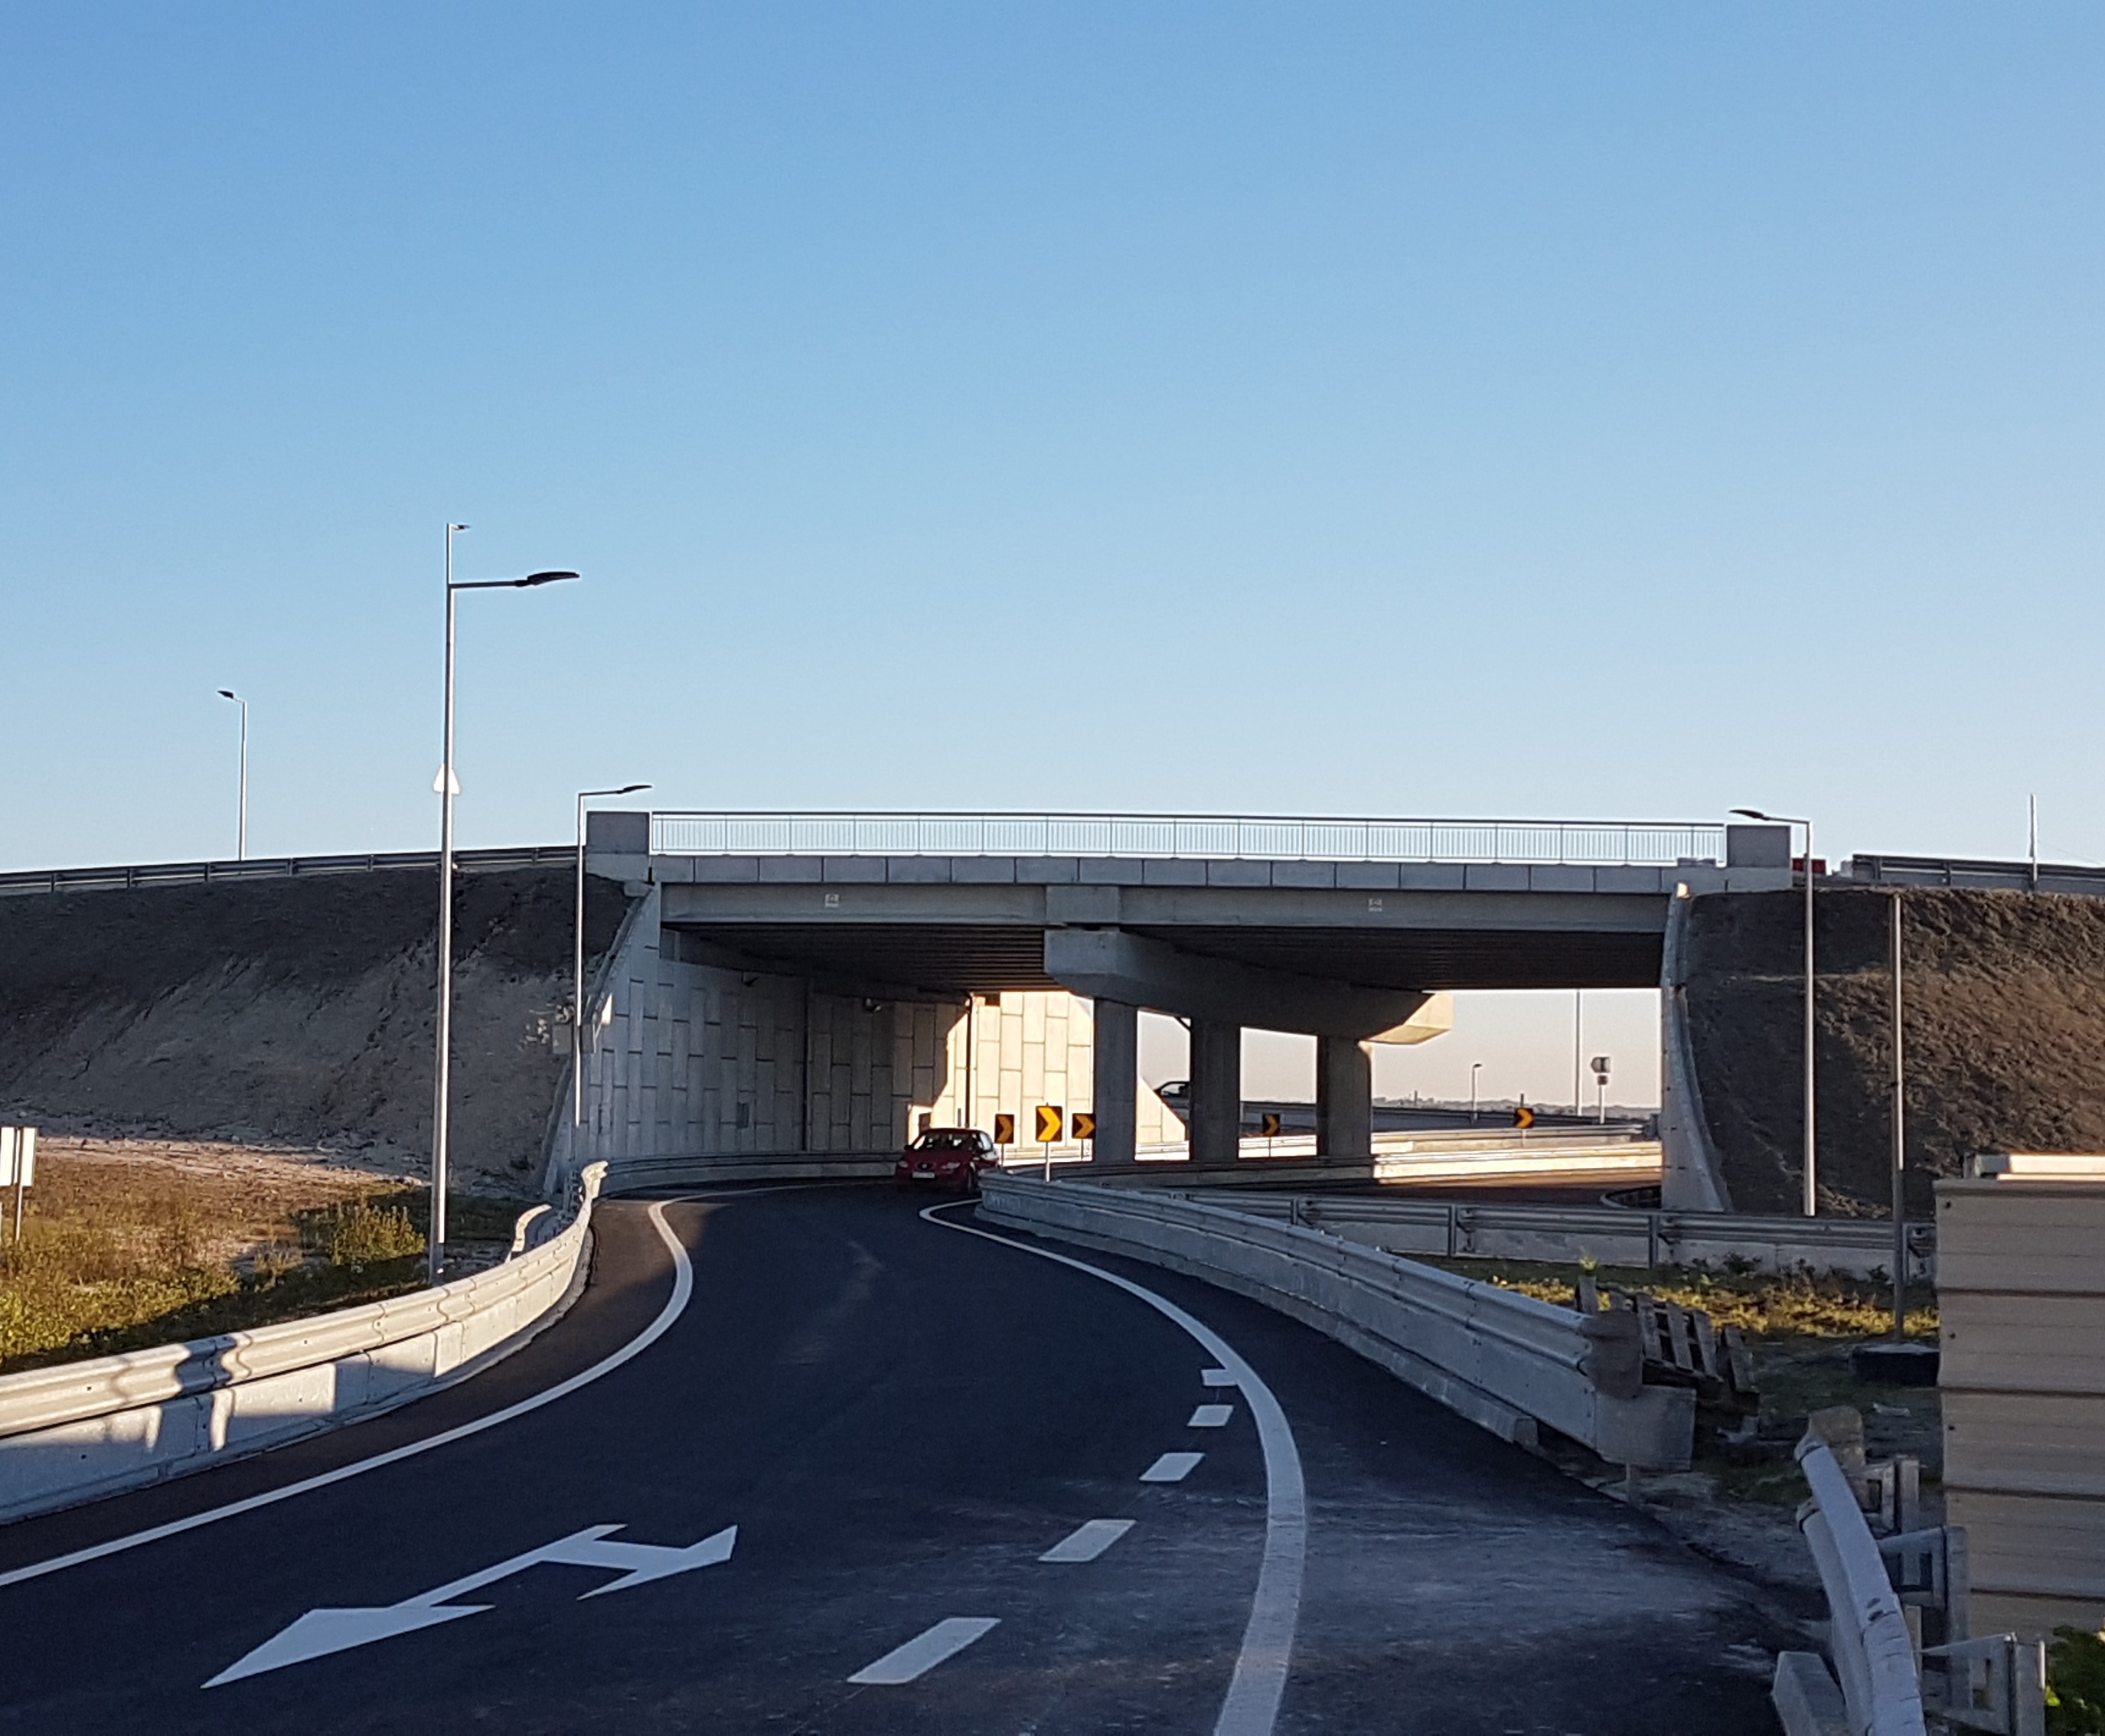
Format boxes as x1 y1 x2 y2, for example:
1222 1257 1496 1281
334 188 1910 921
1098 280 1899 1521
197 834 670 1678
0 1185 1785 1733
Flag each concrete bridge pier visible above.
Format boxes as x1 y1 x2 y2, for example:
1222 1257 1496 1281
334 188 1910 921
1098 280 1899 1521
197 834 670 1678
1089 997 1140 1167
1190 1020 1242 1167
1315 1036 1373 1162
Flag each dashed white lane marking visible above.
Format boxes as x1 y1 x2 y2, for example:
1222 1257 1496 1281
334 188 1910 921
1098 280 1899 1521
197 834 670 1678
848 1616 1000 1684
923 1201 1307 1736
1202 1367 1236 1388
1141 1451 1205 1483
1190 1404 1234 1428
1039 1519 1135 1563
0 1193 726 1593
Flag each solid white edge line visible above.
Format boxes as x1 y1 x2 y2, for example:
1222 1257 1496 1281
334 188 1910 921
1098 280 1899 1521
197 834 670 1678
0 1193 712 1593
920 1201 1307 1736
847 1615 1000 1684
1038 1518 1135 1563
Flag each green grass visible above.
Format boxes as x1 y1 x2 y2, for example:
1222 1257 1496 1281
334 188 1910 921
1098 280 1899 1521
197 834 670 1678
1428 1255 1938 1340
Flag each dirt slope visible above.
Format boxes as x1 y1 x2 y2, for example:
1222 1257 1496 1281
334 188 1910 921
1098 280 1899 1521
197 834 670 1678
0 866 631 1191
1686 886 2105 1215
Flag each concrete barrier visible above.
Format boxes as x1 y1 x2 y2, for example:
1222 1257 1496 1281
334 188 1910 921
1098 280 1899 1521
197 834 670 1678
601 1153 896 1189
0 1164 609 1523
977 1173 1692 1469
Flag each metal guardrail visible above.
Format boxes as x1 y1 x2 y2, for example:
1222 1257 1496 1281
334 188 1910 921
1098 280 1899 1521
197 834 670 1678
978 1173 1693 1468
0 844 573 899
1212 1193 1935 1281
1849 853 2105 896
1776 1432 2048 1736
0 1164 607 1520
648 811 1727 866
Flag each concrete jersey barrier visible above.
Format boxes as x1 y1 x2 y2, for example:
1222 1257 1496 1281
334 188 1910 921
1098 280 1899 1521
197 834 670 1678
0 1163 609 1524
977 1173 1692 1469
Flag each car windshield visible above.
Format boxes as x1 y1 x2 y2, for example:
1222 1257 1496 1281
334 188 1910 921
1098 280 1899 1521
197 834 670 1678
915 1131 981 1152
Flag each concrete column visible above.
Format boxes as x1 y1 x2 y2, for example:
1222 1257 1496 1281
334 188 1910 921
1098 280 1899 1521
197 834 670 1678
1314 1036 1373 1163
1190 1019 1242 1168
1089 999 1139 1167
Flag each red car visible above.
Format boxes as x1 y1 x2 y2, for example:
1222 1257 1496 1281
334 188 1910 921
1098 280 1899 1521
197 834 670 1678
895 1127 999 1193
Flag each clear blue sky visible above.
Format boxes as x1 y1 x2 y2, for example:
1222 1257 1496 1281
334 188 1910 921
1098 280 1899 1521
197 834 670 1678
5 5 2100 1100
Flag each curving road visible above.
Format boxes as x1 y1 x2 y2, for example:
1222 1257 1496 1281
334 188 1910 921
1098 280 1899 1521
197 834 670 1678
0 1186 1784 1733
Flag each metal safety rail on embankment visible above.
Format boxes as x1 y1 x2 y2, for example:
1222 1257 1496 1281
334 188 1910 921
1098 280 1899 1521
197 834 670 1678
977 1173 1694 1470
0 1165 609 1522
1204 1192 1934 1281
0 844 576 899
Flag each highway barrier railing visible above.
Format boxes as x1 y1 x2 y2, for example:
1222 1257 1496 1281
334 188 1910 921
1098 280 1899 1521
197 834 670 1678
1774 1431 2047 1736
647 810 1727 866
0 1163 609 1524
599 1151 899 1190
1199 1193 1935 1282
0 844 575 899
977 1173 1694 1469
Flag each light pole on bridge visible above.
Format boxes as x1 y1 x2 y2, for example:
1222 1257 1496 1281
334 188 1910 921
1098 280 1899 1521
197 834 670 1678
574 784 651 1135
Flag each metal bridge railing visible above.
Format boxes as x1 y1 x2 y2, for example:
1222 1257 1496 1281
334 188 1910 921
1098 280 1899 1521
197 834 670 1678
646 811 1726 866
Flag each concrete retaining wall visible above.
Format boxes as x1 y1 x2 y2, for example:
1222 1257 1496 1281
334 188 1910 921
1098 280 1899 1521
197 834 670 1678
0 1165 608 1523
978 1174 1692 1469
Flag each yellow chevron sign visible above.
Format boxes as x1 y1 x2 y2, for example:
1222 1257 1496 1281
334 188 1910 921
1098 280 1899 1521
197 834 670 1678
1259 1113 1283 1137
993 1114 1015 1145
1070 1111 1095 1140
1034 1105 1063 1143
1513 1105 1536 1130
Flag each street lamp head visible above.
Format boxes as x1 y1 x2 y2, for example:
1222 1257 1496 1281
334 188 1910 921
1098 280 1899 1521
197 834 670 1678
216 689 238 701
615 782 649 795
1731 808 1770 821
517 570 579 587
449 522 469 532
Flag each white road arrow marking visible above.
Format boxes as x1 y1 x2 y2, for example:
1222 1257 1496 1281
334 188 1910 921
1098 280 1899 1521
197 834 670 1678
204 1522 737 1688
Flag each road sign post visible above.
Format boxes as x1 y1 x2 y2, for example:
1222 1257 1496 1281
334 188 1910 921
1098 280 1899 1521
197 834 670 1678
1259 1111 1282 1157
1071 1111 1095 1163
1035 1105 1062 1180
1590 1056 1612 1124
0 1127 34 1242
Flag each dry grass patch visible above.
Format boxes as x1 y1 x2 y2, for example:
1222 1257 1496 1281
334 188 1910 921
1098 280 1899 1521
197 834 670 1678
0 1142 535 1373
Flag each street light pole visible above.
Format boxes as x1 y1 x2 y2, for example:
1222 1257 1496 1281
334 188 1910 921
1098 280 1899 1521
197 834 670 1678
430 527 579 1283
1735 808 1818 1216
574 784 650 1134
215 690 248 860
1470 1061 1482 1124
1889 890 1907 1340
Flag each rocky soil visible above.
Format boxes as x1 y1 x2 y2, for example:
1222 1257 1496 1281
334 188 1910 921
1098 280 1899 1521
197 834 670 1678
0 865 632 1194
1687 885 2105 1215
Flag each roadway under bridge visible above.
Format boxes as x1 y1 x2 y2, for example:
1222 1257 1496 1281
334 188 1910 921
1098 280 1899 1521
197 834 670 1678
0 1185 1788 1734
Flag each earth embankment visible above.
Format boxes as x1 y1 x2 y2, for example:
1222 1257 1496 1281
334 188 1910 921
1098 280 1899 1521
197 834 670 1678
1686 886 2105 1215
0 865 632 1190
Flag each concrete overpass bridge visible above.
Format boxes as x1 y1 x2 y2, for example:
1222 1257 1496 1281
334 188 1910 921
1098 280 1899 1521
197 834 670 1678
572 811 1789 1185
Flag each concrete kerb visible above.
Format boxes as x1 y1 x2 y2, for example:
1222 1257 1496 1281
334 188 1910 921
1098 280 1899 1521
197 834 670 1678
0 1163 611 1525
978 1174 1692 1470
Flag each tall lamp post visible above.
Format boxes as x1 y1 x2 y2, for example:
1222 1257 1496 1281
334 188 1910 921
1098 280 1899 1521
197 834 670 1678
431 524 579 1281
215 690 248 860
1469 1061 1483 1124
1734 807 1818 1216
574 784 651 1133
